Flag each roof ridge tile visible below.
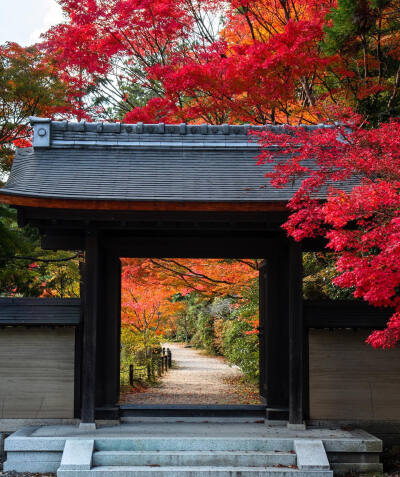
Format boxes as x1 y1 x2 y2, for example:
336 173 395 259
31 117 331 137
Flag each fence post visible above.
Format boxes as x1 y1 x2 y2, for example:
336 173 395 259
167 348 172 368
159 356 164 376
147 362 151 381
129 364 134 386
158 358 163 375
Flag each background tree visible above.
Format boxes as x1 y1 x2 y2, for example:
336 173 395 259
41 0 400 125
321 0 400 124
120 258 260 380
0 41 78 298
0 203 80 297
0 42 70 176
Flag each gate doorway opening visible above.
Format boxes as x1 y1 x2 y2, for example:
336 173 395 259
90 231 294 423
118 258 262 407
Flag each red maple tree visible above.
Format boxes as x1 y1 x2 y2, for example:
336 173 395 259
255 117 400 349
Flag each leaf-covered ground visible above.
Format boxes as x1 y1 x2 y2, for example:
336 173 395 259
222 375 261 405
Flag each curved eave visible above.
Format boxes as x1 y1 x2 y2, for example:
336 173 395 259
0 192 289 212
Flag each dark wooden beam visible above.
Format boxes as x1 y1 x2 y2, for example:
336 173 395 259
0 193 289 212
41 235 282 257
41 234 84 251
103 234 280 259
81 229 100 423
288 241 304 425
19 206 289 224
40 230 283 253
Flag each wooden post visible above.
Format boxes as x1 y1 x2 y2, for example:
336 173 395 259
159 358 163 375
158 359 162 377
260 242 290 420
81 229 99 424
96 253 121 418
129 364 134 386
167 348 172 368
288 241 304 426
74 261 85 418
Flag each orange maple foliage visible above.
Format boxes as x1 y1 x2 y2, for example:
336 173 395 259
121 258 259 337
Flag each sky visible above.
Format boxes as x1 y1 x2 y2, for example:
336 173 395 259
0 0 64 46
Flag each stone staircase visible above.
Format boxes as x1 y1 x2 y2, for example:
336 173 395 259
3 423 383 476
56 436 332 476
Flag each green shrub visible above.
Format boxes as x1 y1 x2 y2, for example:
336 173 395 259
222 318 259 381
120 326 162 385
195 310 218 354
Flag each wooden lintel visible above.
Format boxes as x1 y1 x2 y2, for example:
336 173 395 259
0 193 288 212
42 234 85 251
102 235 282 259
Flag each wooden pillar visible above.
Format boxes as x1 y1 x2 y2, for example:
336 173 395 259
96 253 121 418
81 229 100 424
288 241 304 425
258 262 267 402
262 242 290 419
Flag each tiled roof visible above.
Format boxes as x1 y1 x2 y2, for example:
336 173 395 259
0 118 352 203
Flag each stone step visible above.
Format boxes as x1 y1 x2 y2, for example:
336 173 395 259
4 424 381 475
93 450 297 467
58 465 333 477
95 438 294 452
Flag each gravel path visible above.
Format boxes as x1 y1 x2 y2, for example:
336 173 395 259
121 343 254 405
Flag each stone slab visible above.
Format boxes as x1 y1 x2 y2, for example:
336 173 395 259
5 451 62 462
57 466 333 477
287 423 306 431
80 423 97 431
92 450 297 467
0 418 79 433
3 459 59 473
59 439 94 470
330 462 383 475
294 439 330 470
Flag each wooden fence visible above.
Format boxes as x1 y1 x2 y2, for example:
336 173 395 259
121 347 172 386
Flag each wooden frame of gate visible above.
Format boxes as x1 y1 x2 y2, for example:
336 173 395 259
13 207 307 426
1 118 347 427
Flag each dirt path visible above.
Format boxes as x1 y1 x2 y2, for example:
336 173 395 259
120 343 260 405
